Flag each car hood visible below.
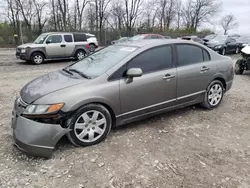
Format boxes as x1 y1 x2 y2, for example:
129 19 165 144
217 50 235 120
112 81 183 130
205 41 224 47
20 71 88 104
17 43 44 48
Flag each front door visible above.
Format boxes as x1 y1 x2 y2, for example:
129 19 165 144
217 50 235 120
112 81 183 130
119 45 177 120
45 34 65 58
176 44 214 104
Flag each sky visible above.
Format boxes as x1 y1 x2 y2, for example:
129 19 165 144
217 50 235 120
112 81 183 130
212 0 250 34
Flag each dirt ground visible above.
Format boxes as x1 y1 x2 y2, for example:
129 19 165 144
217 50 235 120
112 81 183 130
0 49 250 188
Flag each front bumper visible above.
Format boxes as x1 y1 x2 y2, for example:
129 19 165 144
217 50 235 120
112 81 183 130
12 115 70 158
16 52 29 61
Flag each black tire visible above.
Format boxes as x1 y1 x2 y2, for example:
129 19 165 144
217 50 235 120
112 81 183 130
89 44 96 52
235 59 244 75
221 48 226 55
75 50 86 60
66 104 112 147
200 80 224 110
31 52 44 65
235 47 240 54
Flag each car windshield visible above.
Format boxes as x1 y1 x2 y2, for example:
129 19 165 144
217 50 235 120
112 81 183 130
129 35 145 41
34 34 48 44
68 45 138 78
210 35 227 42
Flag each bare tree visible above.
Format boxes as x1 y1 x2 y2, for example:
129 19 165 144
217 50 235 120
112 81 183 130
111 1 125 36
76 0 88 31
33 0 48 34
123 0 142 36
57 0 68 31
220 14 238 35
182 0 221 31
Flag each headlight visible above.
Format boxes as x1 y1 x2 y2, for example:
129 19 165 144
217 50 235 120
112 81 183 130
214 45 222 49
23 103 64 115
20 48 26 53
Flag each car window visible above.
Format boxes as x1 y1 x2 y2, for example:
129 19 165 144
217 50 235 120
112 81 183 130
64 35 73 42
151 35 160 39
144 35 152 39
127 45 172 74
46 35 62 43
203 49 210 61
73 34 87 42
176 44 203 66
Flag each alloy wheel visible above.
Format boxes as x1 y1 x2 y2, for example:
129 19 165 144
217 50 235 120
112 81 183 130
208 84 223 106
74 110 107 143
33 55 43 64
77 51 85 60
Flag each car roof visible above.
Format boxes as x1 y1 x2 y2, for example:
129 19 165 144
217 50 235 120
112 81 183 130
116 39 202 48
41 32 88 35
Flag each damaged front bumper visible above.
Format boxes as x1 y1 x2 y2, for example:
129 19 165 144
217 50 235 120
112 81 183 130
12 110 70 158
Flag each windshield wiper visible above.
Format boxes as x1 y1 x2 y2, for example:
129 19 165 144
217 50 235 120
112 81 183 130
69 68 90 79
62 67 73 75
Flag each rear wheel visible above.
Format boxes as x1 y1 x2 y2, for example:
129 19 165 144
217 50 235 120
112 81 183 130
66 104 112 147
75 50 86 60
31 52 44 65
235 59 244 75
201 80 224 110
89 44 96 52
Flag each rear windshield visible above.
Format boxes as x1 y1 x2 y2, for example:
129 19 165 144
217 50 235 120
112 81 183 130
69 45 138 78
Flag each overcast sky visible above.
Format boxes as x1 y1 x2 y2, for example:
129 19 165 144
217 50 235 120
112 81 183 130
215 0 250 34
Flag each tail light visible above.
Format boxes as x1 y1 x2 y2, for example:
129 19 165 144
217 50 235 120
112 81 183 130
86 44 90 49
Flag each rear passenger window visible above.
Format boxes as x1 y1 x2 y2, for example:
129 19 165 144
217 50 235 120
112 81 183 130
176 44 203 66
73 34 87 42
127 45 172 74
64 35 73 42
203 49 210 61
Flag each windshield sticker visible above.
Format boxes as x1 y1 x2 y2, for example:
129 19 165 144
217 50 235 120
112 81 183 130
120 47 136 52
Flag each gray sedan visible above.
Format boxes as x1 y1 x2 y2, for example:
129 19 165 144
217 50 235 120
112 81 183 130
12 39 234 157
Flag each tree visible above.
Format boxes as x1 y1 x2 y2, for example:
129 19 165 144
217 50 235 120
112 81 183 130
182 0 221 31
220 14 238 35
33 0 48 34
76 0 88 31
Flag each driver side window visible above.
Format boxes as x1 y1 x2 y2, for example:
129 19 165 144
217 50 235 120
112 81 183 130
46 35 62 43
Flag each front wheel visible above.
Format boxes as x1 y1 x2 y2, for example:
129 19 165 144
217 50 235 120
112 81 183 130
200 80 224 110
67 104 112 147
235 59 244 75
31 52 44 65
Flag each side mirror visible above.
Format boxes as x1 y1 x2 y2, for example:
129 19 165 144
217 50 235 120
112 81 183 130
46 40 51 44
125 68 143 84
126 68 143 77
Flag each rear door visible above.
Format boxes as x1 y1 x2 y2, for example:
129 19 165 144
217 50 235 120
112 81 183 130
176 44 213 104
45 34 64 57
63 34 75 57
226 38 237 53
119 45 177 120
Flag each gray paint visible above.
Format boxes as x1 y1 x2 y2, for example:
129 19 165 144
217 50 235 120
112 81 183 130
12 39 234 157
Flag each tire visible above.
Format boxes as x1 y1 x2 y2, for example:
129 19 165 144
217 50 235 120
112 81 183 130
235 59 244 75
200 80 224 110
89 44 96 52
66 104 112 147
75 50 86 60
221 48 226 55
235 47 240 54
31 52 44 65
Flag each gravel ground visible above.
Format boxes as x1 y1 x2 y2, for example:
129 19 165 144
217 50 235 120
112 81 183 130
0 50 250 188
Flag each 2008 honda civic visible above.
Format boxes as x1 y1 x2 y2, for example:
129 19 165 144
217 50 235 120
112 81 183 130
12 39 234 157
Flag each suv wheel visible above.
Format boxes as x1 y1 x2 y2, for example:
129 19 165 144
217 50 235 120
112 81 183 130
235 59 244 75
31 52 44 65
75 50 86 60
67 104 112 147
89 44 96 52
200 80 224 110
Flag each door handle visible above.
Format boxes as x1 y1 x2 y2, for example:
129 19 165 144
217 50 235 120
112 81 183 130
200 66 210 72
163 74 175 80
61 44 66 47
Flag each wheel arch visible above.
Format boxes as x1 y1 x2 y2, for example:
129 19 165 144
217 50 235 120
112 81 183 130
213 77 226 90
30 50 47 59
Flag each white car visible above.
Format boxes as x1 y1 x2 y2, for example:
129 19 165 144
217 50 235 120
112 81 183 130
86 33 98 52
